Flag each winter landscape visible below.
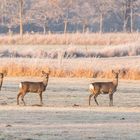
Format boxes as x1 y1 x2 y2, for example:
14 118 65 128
0 77 139 140
0 0 140 140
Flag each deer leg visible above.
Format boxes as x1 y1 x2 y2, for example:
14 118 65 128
94 94 99 106
109 94 113 106
21 93 26 106
89 94 94 106
17 92 22 105
39 92 43 105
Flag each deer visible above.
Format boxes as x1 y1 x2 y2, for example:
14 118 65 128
17 71 49 106
0 71 7 91
88 70 120 106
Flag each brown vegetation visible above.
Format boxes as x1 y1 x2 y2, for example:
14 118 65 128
0 62 140 80
0 33 140 45
0 42 140 58
0 33 140 80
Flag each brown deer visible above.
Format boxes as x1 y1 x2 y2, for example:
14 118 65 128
89 70 120 106
17 71 49 106
0 71 7 91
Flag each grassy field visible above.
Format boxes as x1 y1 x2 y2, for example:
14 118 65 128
0 43 140 58
0 33 140 79
0 33 140 45
0 44 139 79
0 77 139 140
0 33 140 140
0 56 140 79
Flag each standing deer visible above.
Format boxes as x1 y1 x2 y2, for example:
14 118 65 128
17 71 49 106
89 70 120 106
0 71 7 91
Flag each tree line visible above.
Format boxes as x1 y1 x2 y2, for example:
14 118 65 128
0 0 140 36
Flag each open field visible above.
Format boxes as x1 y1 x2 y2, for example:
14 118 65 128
0 40 139 79
0 56 140 79
0 33 140 45
0 77 140 140
0 33 140 139
0 43 140 58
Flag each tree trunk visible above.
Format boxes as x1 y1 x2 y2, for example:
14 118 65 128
123 17 128 32
130 1 133 32
123 0 131 32
82 23 86 33
19 0 23 38
43 22 48 34
8 27 12 35
82 23 88 33
75 23 78 33
99 13 103 33
82 19 88 33
123 2 127 32
43 25 46 34
64 20 68 34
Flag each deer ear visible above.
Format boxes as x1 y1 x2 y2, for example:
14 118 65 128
112 70 115 74
118 70 120 74
4 72 7 76
48 70 50 74
3 70 7 76
42 71 46 74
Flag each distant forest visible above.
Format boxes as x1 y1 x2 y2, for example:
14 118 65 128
0 0 140 35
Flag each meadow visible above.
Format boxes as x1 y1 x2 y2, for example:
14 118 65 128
0 33 140 79
0 77 140 140
0 33 140 45
0 33 140 140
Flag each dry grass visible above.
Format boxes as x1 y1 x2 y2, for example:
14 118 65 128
0 57 140 80
0 33 140 79
0 32 140 45
0 42 140 58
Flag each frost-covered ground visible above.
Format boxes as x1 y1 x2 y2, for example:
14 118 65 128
0 56 140 74
0 44 140 58
0 77 140 140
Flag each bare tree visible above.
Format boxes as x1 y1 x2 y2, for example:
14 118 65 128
19 0 23 37
0 0 31 35
28 0 61 34
75 0 94 33
0 0 5 26
59 0 76 33
0 0 18 33
19 0 33 36
113 0 140 32
0 0 140 34
93 0 114 33
129 0 140 32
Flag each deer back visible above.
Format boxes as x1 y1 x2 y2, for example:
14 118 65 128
20 81 46 93
90 81 116 94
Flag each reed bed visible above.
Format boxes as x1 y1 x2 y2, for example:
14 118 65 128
0 33 140 45
0 57 140 80
0 42 140 58
0 33 140 79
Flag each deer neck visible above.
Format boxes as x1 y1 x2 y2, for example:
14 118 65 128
113 77 118 87
43 77 49 87
0 78 3 90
